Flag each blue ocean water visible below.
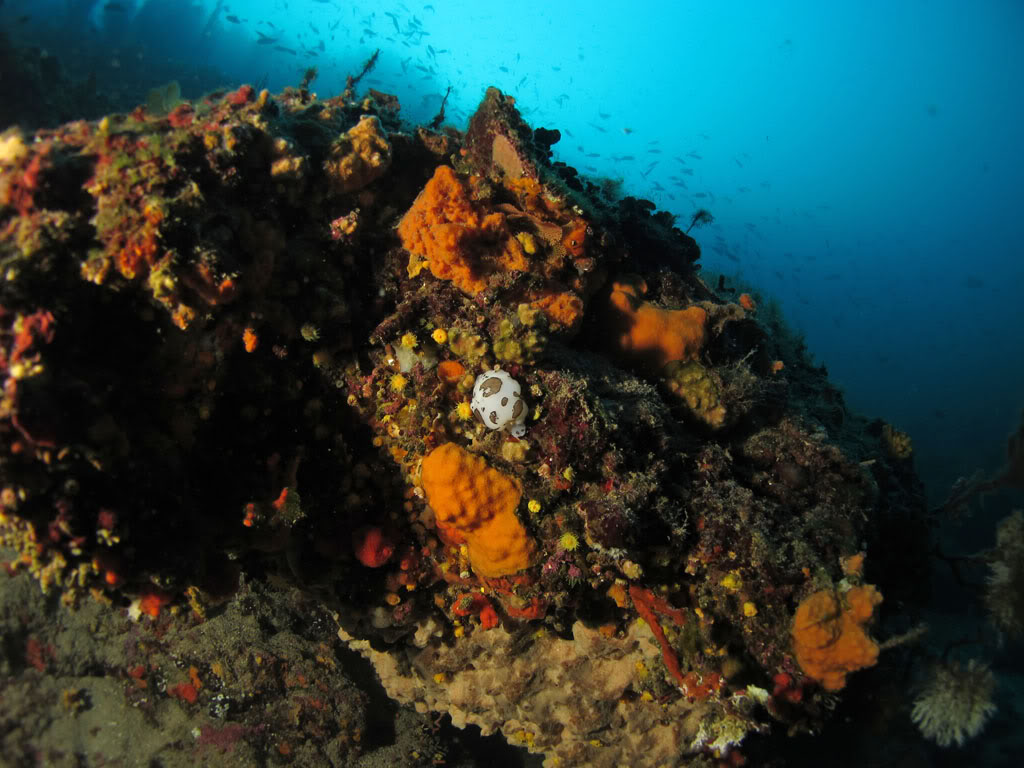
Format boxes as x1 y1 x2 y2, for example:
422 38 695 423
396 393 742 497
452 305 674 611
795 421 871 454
2 0 1022 765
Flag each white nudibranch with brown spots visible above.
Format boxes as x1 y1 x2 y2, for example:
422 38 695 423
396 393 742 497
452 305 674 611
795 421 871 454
471 368 527 437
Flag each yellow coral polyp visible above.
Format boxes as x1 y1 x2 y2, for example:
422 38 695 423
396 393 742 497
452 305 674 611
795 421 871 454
400 332 418 349
558 532 579 551
720 571 742 591
456 401 473 420
516 231 538 255
390 373 408 392
431 328 448 344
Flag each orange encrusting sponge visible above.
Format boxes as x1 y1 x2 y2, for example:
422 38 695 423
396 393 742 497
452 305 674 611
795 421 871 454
398 165 528 296
607 276 707 373
791 585 883 691
420 442 535 578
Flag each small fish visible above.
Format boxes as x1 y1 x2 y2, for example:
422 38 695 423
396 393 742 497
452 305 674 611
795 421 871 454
499 66 509 73
694 192 707 198
598 111 611 119
733 157 743 168
622 127 633 134
647 149 661 154
226 15 241 23
686 151 702 160
274 45 297 55
585 152 600 158
104 1 125 11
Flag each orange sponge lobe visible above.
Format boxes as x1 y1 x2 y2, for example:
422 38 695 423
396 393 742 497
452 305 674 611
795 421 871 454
420 442 535 578
791 585 883 691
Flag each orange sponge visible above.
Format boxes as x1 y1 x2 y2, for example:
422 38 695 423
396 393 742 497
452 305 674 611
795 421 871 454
792 585 883 691
420 442 535 578
606 276 707 373
398 165 527 296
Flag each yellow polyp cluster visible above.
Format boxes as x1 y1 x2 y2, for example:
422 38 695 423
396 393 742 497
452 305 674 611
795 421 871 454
662 360 727 428
400 332 418 349
882 423 913 459
390 373 409 393
456 401 472 420
431 328 448 344
720 571 742 591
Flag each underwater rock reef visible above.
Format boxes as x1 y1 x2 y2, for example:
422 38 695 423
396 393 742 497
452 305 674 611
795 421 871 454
0 75 929 766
